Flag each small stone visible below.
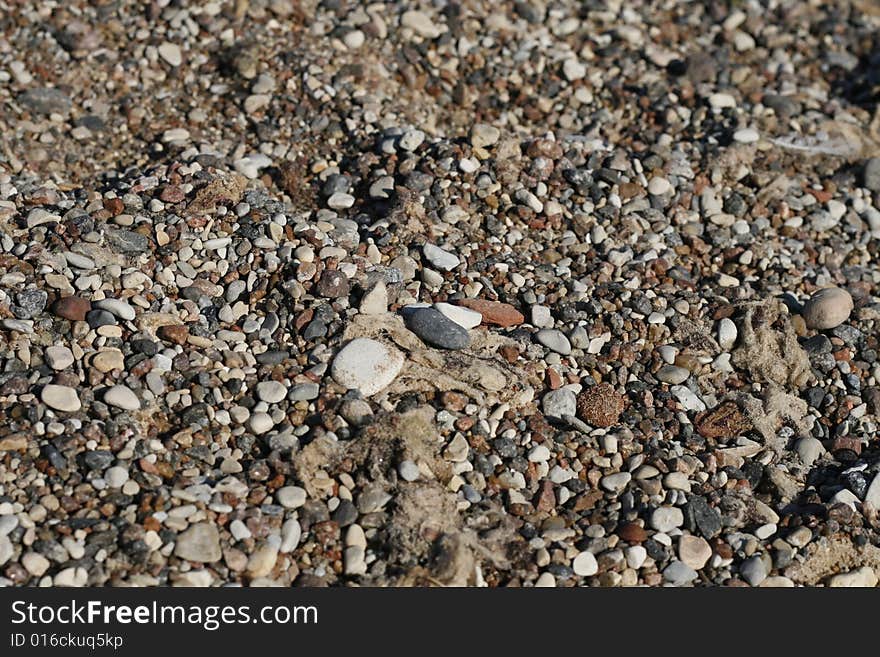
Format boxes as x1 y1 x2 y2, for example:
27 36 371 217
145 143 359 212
280 519 302 553
158 324 189 345
572 551 598 576
276 486 307 509
53 296 91 321
45 345 74 370
331 338 405 396
656 365 690 384
92 298 136 321
802 287 853 330
535 329 571 355
315 269 350 298
434 302 482 329
247 544 279 578
422 243 460 271
740 555 769 586
542 388 577 419
175 523 221 562
576 384 626 427
795 437 825 467
22 552 50 577
663 560 698 585
105 466 129 488
601 472 632 494
359 281 388 315
457 299 524 326
405 307 471 350
717 317 737 350
678 535 712 570
104 385 140 410
648 177 672 195
248 412 274 434
92 349 124 372
41 384 81 412
864 158 880 192
733 128 759 143
562 58 587 81
255 380 287 404
158 42 182 66
650 506 684 532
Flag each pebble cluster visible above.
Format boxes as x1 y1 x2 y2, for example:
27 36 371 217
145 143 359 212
1 1 880 588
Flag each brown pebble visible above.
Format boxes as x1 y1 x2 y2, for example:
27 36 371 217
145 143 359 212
457 298 524 327
576 383 626 427
53 296 91 321
617 522 648 543
157 324 189 345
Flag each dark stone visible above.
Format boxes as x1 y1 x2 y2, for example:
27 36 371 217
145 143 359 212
82 450 113 471
130 339 158 356
331 500 358 527
256 350 289 365
404 307 470 350
85 309 116 328
106 229 149 253
14 289 48 319
315 270 350 298
684 495 722 538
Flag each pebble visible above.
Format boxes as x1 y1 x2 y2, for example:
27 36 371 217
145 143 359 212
795 437 824 466
158 42 182 67
572 551 598 576
717 318 737 350
276 486 307 509
656 365 690 384
255 380 287 403
535 329 571 355
740 555 769 586
651 507 684 532
434 302 482 329
331 338 404 396
663 560 698 585
174 523 221 562
457 299 524 327
802 287 853 330
827 566 878 588
678 535 712 570
359 282 388 315
398 460 420 482
41 385 81 412
104 385 140 410
45 345 74 370
542 389 577 418
422 243 460 271
405 307 471 350
92 298 135 321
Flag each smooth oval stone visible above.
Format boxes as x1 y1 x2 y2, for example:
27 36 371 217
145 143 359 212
331 338 404 396
104 385 140 410
405 307 470 350
802 287 853 330
41 384 81 412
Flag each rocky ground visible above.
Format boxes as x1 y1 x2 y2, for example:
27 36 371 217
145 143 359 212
1 0 880 587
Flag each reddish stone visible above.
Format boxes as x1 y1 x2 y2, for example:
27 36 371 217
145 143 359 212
617 522 648 543
52 296 91 321
576 384 626 428
546 367 563 390
103 197 125 215
157 324 189 345
534 481 556 512
695 402 752 439
160 185 186 203
457 298 524 327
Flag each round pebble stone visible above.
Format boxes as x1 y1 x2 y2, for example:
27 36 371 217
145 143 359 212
648 177 672 195
650 506 684 532
677 535 712 570
405 307 471 350
255 380 286 403
656 365 690 384
41 384 81 412
740 555 769 586
105 466 130 488
276 486 307 509
104 385 140 410
248 412 274 434
572 551 598 577
535 329 572 355
795 437 824 466
331 338 405 396
802 286 853 330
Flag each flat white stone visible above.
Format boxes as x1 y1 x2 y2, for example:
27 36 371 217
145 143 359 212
331 338 404 397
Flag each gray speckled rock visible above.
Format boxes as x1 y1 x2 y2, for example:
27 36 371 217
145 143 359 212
405 307 470 350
